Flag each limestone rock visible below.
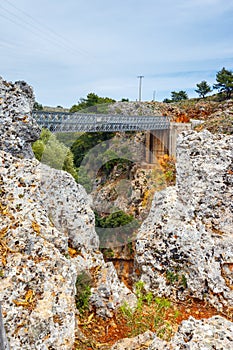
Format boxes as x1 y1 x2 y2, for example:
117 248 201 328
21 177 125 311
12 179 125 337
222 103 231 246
39 164 99 251
0 151 77 349
149 316 233 350
135 130 233 311
110 330 157 350
37 166 137 319
111 316 233 350
0 76 137 349
0 77 40 158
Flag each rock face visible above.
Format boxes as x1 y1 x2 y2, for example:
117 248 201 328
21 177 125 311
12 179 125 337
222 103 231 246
149 316 233 350
1 76 232 349
39 165 99 251
0 77 40 158
135 130 233 312
0 77 136 348
0 151 77 349
111 316 233 350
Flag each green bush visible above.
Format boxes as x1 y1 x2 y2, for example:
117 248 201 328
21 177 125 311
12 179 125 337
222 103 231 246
95 210 140 247
32 128 78 180
75 272 92 314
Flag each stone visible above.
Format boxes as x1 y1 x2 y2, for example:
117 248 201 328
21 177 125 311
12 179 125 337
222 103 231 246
0 77 40 158
0 151 77 349
149 316 233 350
134 130 233 312
110 330 157 350
39 164 99 251
0 77 137 348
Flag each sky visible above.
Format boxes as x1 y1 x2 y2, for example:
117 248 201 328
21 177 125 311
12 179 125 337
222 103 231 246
0 0 233 108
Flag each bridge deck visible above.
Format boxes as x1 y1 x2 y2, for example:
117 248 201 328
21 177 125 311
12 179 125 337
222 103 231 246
32 111 170 133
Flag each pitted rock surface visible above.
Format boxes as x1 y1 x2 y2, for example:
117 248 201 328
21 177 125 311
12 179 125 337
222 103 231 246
135 130 233 311
111 316 233 349
0 77 137 348
38 165 137 318
39 164 99 251
0 151 77 349
0 77 40 158
149 316 233 350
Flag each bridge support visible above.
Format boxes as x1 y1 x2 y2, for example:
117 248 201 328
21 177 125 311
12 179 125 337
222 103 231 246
146 122 192 163
145 129 170 163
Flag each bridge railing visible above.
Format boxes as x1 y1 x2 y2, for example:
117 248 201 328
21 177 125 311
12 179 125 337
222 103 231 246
32 111 170 133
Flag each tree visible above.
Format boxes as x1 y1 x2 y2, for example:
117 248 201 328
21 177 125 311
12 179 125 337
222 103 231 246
163 98 172 103
33 101 43 110
213 67 233 99
195 81 212 98
170 90 188 102
70 93 116 113
32 128 77 180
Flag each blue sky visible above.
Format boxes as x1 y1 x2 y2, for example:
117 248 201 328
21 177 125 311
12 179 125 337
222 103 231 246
1 0 233 107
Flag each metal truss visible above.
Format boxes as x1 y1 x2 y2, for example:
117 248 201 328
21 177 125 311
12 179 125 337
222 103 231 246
32 111 170 133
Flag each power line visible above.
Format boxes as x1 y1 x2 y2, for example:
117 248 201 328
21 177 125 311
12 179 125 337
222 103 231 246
1 0 91 58
2 0 89 56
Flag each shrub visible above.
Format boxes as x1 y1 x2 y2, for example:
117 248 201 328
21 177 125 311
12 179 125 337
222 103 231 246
75 272 92 314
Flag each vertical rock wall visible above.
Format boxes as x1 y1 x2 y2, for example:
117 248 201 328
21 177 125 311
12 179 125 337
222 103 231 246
135 130 233 312
0 77 40 158
0 77 136 349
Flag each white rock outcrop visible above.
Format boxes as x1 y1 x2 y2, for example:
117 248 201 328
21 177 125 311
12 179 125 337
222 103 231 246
0 78 40 158
135 130 233 311
0 151 77 349
0 77 136 348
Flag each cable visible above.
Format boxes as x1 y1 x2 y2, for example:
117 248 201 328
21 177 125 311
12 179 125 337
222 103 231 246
4 0 89 56
0 0 91 58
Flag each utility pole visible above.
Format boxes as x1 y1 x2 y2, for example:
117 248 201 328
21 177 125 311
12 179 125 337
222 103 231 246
137 75 144 102
153 90 156 101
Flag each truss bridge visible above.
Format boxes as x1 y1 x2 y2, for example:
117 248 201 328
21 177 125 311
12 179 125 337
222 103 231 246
32 111 170 133
32 111 191 163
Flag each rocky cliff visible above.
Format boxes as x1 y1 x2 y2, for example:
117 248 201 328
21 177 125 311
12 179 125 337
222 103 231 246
135 129 233 313
0 76 232 349
0 77 136 349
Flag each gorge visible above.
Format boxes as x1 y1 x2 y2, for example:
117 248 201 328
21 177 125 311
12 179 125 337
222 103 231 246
0 76 232 350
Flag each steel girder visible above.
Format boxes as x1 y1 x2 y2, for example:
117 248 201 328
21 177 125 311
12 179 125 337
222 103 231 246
32 111 170 133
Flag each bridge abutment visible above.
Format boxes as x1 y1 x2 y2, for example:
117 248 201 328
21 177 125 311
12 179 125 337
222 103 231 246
146 122 192 163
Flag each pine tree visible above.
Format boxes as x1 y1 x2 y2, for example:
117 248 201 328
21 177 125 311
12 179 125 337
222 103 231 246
213 67 233 99
195 81 212 98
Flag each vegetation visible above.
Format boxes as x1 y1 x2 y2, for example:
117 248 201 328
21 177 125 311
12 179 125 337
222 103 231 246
195 80 212 98
118 281 178 340
95 210 139 248
171 90 188 102
70 92 116 113
71 131 137 193
163 90 188 103
213 67 233 99
158 155 176 186
75 272 92 314
32 128 77 179
33 101 43 110
166 270 188 289
162 67 233 102
71 131 115 169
